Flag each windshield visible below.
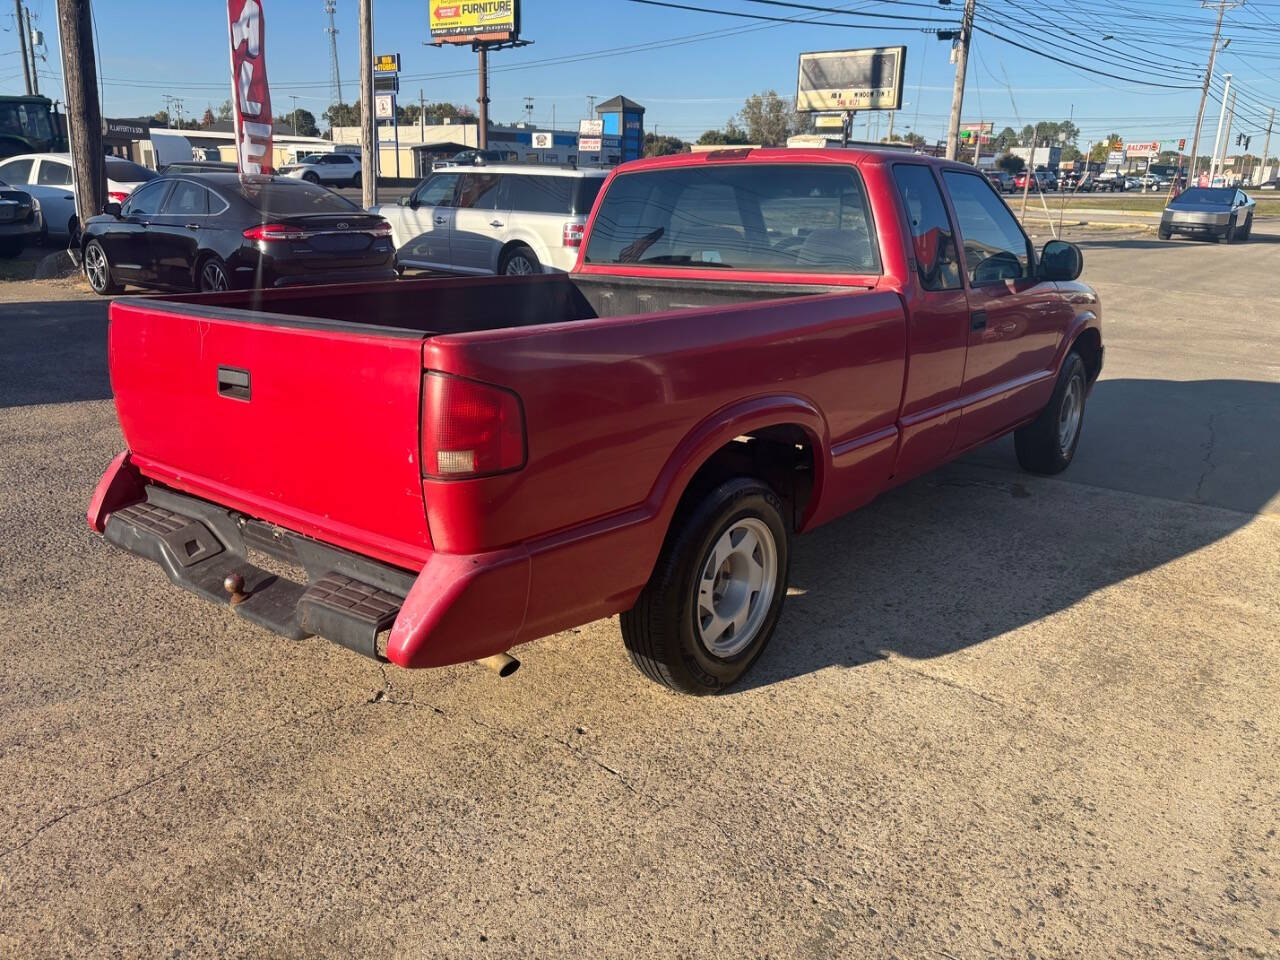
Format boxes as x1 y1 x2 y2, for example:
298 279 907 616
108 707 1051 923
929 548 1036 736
238 180 360 215
0 100 54 145
1176 188 1232 205
584 163 880 274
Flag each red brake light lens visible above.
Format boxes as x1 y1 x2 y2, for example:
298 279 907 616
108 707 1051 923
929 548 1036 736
108 190 130 204
420 372 525 479
563 222 585 247
243 223 308 242
372 220 393 236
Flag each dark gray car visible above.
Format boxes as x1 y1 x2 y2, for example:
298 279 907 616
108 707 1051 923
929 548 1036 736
1160 187 1255 243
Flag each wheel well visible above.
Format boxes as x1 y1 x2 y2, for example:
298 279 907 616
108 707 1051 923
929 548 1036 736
674 425 816 532
498 241 535 268
1071 328 1103 385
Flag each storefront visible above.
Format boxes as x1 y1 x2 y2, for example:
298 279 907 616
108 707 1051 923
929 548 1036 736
103 119 148 161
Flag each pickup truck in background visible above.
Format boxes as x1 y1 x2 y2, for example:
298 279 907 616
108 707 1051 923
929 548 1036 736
88 149 1102 695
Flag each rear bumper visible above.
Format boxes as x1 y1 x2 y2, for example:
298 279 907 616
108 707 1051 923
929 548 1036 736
89 455 531 668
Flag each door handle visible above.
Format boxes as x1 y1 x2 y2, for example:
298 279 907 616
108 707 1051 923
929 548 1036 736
184 223 200 230
217 366 251 401
970 309 988 331
489 220 504 228
434 217 448 225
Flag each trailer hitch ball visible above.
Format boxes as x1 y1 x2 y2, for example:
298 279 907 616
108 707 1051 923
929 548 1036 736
224 573 249 606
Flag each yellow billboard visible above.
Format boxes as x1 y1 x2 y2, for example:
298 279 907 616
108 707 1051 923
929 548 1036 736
429 0 519 44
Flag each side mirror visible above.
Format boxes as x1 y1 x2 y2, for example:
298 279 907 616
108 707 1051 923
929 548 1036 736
1040 240 1083 282
103 201 122 218
398 195 413 208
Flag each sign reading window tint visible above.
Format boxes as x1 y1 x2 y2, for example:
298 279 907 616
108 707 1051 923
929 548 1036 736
892 164 961 291
584 164 879 274
941 171 1031 285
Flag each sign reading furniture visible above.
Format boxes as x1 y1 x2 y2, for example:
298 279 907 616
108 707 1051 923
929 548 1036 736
429 0 520 45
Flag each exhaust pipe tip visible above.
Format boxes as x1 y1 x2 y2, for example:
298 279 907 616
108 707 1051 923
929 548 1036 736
477 653 520 677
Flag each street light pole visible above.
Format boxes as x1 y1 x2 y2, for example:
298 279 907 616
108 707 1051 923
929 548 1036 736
945 0 977 161
1209 72 1232 183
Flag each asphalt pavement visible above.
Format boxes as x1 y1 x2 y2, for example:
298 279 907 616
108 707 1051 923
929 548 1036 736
0 227 1277 958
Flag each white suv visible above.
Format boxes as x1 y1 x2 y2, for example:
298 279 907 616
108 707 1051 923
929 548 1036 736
373 165 608 275
280 153 362 188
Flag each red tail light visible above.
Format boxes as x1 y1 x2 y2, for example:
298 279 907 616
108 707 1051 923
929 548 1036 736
243 223 309 242
420 372 525 479
108 191 130 204
563 222 585 247
372 220 393 237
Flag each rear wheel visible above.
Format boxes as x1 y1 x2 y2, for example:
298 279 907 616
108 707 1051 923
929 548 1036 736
621 478 790 695
499 245 540 276
83 239 123 295
351 172 362 188
197 256 232 292
1014 351 1088 475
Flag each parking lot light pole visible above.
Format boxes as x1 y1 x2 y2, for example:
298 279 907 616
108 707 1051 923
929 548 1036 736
1209 72 1232 183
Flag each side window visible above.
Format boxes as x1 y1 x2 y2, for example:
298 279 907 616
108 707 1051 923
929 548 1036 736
37 160 72 186
336 155 353 164
122 180 170 217
161 181 209 216
414 174 459 208
892 165 962 291
456 172 501 210
0 158 33 183
942 171 1031 285
503 175 574 215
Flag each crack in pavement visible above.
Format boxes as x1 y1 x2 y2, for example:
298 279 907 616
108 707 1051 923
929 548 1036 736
0 700 356 863
1194 409 1226 503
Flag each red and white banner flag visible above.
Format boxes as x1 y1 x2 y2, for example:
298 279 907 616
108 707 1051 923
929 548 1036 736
227 0 274 174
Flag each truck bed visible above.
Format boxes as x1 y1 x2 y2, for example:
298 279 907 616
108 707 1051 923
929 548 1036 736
150 272 856 337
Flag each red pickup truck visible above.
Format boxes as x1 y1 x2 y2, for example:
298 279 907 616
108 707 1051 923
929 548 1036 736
88 149 1102 694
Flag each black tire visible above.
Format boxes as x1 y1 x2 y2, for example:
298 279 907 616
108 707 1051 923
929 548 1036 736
1158 226 1172 240
0 237 23 259
1014 351 1088 476
1240 213 1253 241
82 239 123 295
498 245 541 276
1222 220 1236 244
302 171 320 184
620 478 791 695
351 172 362 188
197 255 233 292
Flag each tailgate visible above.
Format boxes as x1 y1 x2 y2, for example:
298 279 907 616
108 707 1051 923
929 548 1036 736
108 299 431 568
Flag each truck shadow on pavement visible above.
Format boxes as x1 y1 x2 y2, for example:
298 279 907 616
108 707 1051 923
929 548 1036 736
0 300 111 409
747 377 1280 691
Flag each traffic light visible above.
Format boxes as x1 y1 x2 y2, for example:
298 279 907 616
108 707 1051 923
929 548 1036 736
1236 133 1243 146
1245 136 1252 151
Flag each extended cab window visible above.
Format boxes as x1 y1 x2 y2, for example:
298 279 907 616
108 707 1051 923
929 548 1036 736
892 164 961 291
584 164 879 274
942 171 1031 285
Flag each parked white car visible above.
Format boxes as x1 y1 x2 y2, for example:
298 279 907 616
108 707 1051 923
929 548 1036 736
0 153 156 239
0 178 43 257
278 153 362 188
372 164 608 275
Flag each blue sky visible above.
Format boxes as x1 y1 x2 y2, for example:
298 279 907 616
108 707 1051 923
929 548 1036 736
7 0 1278 151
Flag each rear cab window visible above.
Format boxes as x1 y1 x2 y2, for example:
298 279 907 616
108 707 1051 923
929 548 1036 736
892 164 962 291
584 163 879 275
239 180 360 215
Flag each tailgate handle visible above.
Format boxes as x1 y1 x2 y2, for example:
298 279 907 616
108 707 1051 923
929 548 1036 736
217 366 251 401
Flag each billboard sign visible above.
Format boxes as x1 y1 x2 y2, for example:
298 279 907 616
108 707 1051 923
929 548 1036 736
814 114 846 130
374 53 400 74
579 118 603 137
796 46 906 113
429 0 519 45
531 132 554 149
578 137 602 152
1106 150 1125 166
226 0 274 174
1126 141 1159 157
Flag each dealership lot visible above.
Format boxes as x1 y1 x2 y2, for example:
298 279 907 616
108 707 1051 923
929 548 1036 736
0 227 1277 958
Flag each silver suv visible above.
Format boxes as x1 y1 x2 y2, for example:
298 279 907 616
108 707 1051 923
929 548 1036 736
280 153 362 188
373 165 608 275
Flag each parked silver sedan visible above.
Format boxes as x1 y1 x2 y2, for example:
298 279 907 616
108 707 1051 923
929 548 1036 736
1159 187 1256 243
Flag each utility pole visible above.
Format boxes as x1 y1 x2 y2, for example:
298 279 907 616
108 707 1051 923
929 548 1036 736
25 6 39 95
1210 72 1232 183
1261 108 1274 183
477 45 489 149
56 0 104 235
886 109 895 143
945 0 977 161
15 0 32 94
419 88 425 142
290 94 300 135
358 0 376 207
1187 1 1239 190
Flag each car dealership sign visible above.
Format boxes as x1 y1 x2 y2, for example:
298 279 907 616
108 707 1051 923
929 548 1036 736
1126 141 1160 158
226 0 274 174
